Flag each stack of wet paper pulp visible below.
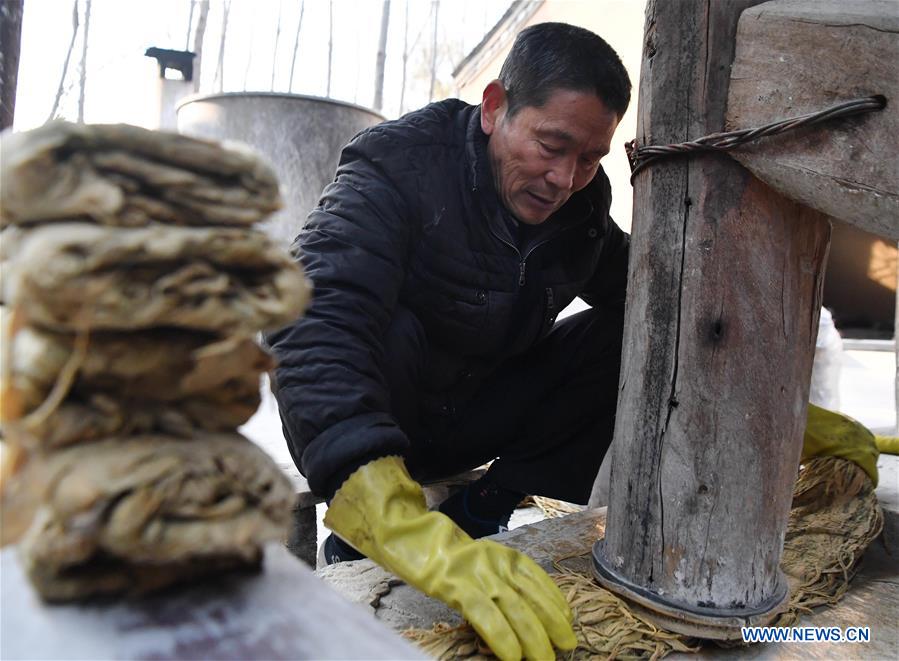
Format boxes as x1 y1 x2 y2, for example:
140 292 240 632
0 121 311 601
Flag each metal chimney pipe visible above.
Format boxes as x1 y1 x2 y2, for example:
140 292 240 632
145 47 196 130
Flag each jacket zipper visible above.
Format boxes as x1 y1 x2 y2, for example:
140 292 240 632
475 184 590 288
516 221 586 286
477 187 525 283
486 224 585 288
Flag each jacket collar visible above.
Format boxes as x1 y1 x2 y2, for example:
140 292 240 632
464 107 513 246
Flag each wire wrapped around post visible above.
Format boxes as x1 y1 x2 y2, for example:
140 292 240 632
626 95 886 182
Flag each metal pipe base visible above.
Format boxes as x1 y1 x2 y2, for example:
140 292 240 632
591 539 790 640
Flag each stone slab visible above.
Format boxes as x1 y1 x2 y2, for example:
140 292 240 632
1 543 422 660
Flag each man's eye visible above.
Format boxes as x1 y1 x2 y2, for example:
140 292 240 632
538 142 563 155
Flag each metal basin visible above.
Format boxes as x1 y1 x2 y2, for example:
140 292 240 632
177 92 384 246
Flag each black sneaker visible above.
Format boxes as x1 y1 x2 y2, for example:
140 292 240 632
317 533 366 567
438 486 511 538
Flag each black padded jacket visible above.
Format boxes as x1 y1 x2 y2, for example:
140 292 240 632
267 99 629 498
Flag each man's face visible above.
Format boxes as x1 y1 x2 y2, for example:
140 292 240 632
481 83 620 225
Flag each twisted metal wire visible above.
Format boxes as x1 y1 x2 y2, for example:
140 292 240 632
625 95 886 182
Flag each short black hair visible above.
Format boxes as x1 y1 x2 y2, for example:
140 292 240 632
498 22 631 119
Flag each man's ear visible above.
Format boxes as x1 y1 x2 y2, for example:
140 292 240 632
480 80 507 136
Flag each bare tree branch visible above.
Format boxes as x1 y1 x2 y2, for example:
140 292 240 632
288 0 305 92
214 0 231 92
243 9 255 90
77 0 92 123
270 0 283 90
428 0 439 102
407 3 428 53
191 0 210 92
48 1 79 122
373 0 390 111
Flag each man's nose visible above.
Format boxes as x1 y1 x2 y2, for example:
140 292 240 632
545 157 577 192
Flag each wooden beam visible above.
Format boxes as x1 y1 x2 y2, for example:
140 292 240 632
593 0 832 638
727 0 899 241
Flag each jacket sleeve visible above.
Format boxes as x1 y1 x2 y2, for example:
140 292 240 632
266 127 415 498
579 170 630 313
580 220 629 313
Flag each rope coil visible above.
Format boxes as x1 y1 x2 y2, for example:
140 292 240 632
625 95 887 182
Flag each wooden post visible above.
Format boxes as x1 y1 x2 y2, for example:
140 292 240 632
592 1 832 639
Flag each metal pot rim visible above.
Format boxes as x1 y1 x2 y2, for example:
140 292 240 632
176 92 386 121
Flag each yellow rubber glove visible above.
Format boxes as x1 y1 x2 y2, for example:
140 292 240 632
802 403 879 486
324 456 577 661
875 435 899 455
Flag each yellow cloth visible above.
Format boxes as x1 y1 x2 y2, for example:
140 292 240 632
802 403 879 486
324 456 577 661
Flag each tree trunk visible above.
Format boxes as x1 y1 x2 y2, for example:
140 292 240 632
326 0 333 97
214 0 231 93
593 0 832 639
373 0 390 111
270 0 283 90
288 0 305 92
0 0 24 130
184 0 195 50
191 1 210 93
77 0 92 123
399 0 409 114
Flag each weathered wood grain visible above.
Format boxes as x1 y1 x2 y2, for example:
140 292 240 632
597 0 832 620
727 0 899 240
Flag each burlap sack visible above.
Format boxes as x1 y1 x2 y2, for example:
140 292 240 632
2 222 310 333
10 433 295 601
0 121 281 228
